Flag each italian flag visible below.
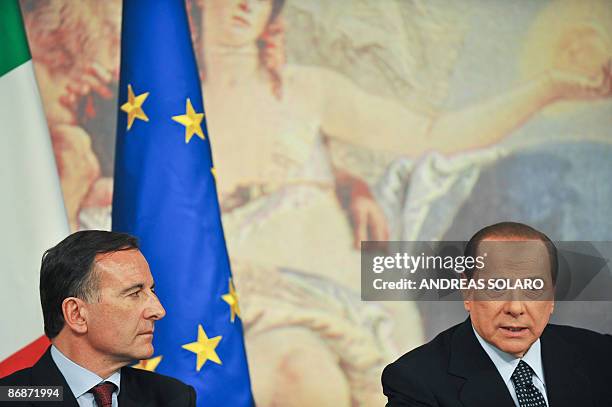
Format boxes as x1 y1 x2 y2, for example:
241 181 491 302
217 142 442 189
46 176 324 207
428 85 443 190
0 1 69 376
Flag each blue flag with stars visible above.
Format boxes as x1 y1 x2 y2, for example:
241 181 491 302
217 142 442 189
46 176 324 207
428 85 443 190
112 1 254 405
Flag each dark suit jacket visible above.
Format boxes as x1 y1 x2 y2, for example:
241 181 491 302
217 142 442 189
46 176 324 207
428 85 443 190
0 348 196 406
382 319 612 407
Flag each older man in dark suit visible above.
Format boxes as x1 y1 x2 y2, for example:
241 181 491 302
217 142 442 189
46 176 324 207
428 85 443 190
0 231 195 406
382 222 612 407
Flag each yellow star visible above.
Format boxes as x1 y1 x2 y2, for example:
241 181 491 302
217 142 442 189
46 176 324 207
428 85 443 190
132 355 162 372
120 84 149 130
210 167 216 180
222 278 241 323
182 325 222 371
172 98 205 143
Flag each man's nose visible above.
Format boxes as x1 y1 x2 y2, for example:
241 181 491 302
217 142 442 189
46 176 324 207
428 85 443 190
503 299 525 317
144 292 166 320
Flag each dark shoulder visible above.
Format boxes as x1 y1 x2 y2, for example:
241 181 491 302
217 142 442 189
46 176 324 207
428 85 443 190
383 322 459 382
0 367 33 386
122 366 195 405
0 368 36 407
545 323 612 352
387 322 458 368
382 324 461 406
124 366 188 388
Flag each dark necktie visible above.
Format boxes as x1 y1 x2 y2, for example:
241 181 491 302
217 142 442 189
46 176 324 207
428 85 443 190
89 381 117 407
510 360 547 407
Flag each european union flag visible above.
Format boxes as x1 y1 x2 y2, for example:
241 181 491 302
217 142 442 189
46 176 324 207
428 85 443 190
112 1 254 405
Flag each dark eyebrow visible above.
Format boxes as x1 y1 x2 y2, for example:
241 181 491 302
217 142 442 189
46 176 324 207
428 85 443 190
120 282 156 295
121 283 144 295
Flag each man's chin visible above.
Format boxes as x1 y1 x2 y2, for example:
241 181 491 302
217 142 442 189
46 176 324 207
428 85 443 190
131 343 155 361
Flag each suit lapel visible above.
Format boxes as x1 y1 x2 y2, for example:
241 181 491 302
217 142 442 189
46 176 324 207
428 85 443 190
541 326 595 407
448 319 515 407
30 348 78 407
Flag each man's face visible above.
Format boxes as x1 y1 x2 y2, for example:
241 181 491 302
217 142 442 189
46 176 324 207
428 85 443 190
464 239 555 358
83 249 166 363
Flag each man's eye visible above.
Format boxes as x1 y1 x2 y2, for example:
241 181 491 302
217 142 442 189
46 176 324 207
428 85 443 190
129 291 140 297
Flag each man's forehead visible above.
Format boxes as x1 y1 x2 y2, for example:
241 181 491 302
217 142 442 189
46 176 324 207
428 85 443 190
478 238 549 254
93 249 153 285
477 239 551 274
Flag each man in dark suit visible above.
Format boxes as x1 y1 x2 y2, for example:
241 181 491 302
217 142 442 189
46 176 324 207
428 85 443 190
382 222 612 407
0 231 195 406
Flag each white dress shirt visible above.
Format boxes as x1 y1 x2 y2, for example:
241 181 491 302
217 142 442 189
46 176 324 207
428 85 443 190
472 326 549 407
51 345 121 407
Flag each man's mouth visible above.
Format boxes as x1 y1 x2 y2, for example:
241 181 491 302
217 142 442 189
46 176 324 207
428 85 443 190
500 326 528 336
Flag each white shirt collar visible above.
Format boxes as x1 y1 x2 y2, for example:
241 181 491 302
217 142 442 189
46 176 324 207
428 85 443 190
50 345 121 399
471 324 546 386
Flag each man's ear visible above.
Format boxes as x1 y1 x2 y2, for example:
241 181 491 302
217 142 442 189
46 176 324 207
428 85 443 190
461 275 473 312
550 300 555 315
61 297 88 334
463 298 472 313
